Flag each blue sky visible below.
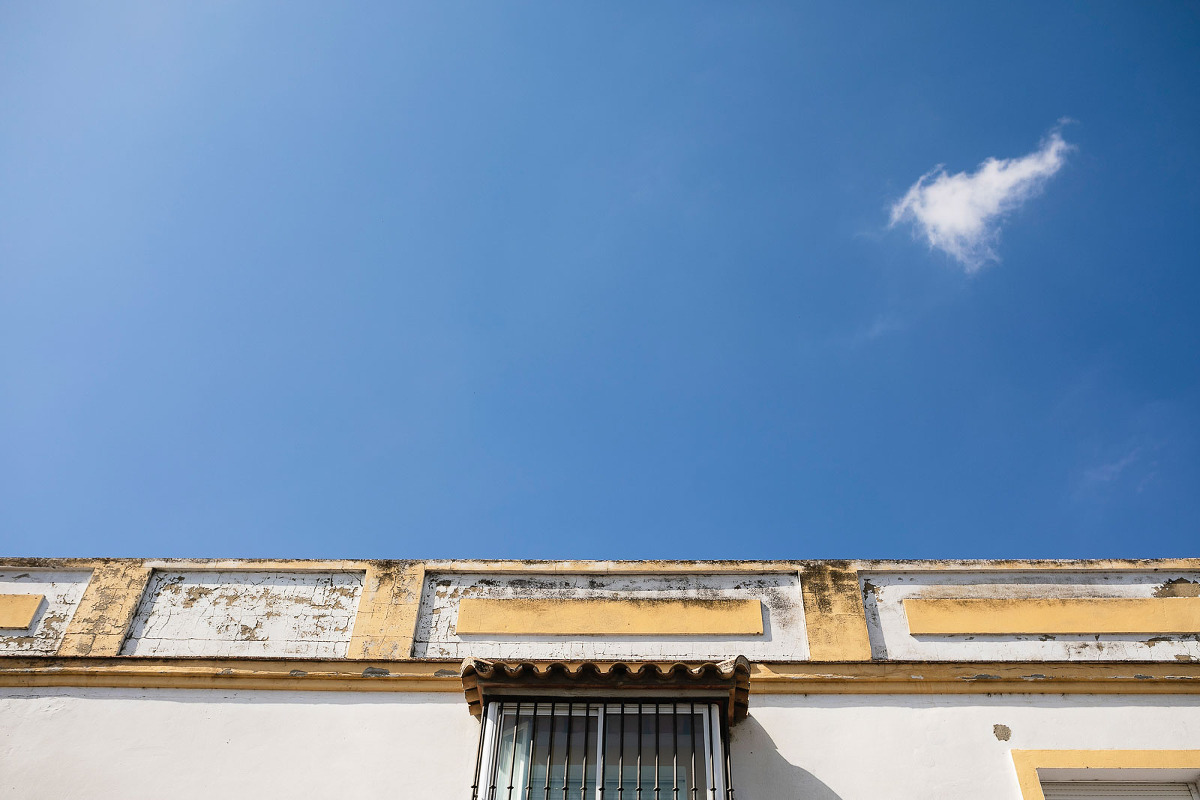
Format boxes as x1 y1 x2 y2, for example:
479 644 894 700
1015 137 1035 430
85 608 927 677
2 3 1198 559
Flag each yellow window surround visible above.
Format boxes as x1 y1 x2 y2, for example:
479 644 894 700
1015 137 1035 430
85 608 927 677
1012 750 1200 800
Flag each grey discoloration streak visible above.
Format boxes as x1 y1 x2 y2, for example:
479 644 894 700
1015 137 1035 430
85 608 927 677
993 724 1011 741
362 667 390 677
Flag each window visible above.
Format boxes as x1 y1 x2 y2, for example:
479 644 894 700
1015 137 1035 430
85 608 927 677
1012 750 1200 800
471 699 733 800
1041 783 1200 799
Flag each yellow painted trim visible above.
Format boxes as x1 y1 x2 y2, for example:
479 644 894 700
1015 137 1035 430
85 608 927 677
0 594 43 629
347 562 426 659
1012 750 1200 800
751 662 1200 694
904 597 1200 635
455 597 764 636
59 563 150 657
0 659 1198 695
800 564 872 661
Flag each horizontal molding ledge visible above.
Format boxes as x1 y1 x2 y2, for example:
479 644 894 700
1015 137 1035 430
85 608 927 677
0 659 1197 695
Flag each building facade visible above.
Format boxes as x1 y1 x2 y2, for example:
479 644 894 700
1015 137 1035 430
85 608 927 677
1 558 1198 798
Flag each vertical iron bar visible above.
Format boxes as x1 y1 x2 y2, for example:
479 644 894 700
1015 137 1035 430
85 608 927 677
617 703 625 800
654 704 661 800
563 702 573 800
671 703 679 799
545 701 556 800
688 702 697 800
636 703 643 800
722 714 734 800
507 703 523 800
581 702 591 800
525 702 540 800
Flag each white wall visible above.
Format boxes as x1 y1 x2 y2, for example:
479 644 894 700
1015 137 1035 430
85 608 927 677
736 694 1200 800
3 688 1199 800
0 689 479 800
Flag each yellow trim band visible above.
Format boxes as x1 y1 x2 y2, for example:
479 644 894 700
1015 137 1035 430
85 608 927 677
455 597 764 636
904 597 1200 635
1012 750 1200 800
1 659 1198 695
0 594 43 629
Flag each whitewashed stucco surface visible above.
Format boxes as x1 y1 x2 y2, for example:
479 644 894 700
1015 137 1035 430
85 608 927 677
0 689 478 800
0 570 92 655
862 570 1200 662
2 689 1198 800
413 571 807 660
735 693 1200 800
121 570 364 658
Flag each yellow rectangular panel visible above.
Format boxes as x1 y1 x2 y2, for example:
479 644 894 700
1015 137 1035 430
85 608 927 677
0 594 43 629
456 597 764 636
904 597 1200 635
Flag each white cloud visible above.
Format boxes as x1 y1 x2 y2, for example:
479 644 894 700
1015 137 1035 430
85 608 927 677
889 126 1072 272
1082 446 1143 485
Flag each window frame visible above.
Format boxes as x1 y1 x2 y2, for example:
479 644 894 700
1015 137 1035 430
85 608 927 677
1012 751 1200 800
472 697 731 800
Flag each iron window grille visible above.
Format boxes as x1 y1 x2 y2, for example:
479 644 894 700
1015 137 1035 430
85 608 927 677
471 698 734 800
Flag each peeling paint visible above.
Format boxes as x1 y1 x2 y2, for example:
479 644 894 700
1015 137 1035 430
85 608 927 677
863 570 1200 662
121 571 364 658
0 570 92 655
413 571 806 661
1154 578 1200 598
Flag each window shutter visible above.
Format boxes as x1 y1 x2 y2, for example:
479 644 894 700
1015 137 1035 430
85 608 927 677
1042 783 1197 799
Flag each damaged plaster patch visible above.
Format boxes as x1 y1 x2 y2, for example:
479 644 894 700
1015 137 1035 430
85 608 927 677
1154 578 1200 598
413 571 806 661
993 724 1011 741
121 570 364 658
863 570 1200 663
0 570 92 655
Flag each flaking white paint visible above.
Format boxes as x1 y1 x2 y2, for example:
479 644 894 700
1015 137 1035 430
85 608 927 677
862 571 1200 661
0 570 92 655
121 570 364 658
414 572 807 661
